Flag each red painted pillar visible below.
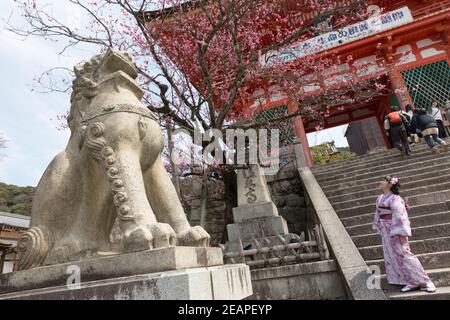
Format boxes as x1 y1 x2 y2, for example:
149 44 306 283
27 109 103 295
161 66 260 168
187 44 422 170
387 66 413 110
288 100 314 167
440 18 450 60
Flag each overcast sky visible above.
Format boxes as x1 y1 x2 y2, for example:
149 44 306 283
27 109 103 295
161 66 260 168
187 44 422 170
0 0 348 187
0 1 97 186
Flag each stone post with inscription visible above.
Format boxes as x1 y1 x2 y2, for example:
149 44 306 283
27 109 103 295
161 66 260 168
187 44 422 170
226 164 290 252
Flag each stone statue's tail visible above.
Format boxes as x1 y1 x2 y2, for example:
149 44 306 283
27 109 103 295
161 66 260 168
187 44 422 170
17 226 54 271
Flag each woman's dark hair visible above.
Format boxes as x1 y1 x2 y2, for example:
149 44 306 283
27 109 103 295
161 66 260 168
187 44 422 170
385 175 401 195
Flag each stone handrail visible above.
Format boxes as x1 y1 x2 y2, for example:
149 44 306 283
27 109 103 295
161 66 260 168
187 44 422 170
294 141 387 300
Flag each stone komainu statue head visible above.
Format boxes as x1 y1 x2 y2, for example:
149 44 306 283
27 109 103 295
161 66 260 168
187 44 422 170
68 49 143 129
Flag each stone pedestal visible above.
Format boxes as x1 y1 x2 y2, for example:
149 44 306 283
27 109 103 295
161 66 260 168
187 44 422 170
227 165 290 252
0 247 252 300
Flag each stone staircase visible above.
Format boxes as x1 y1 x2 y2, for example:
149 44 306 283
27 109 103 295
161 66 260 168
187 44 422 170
311 141 450 300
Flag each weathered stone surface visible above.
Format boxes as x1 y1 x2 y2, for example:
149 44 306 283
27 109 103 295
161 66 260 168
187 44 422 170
186 175 226 246
0 264 252 300
232 201 279 223
227 217 289 243
293 138 309 169
268 172 308 236
272 195 286 208
250 260 347 300
227 164 293 251
0 247 223 294
285 194 305 207
237 164 272 206
18 49 210 271
205 219 226 234
271 180 294 195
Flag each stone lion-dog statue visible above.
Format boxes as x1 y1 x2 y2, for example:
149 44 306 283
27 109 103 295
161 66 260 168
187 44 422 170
18 49 210 270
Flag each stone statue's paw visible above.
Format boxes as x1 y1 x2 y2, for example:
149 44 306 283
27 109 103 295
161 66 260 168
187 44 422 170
148 223 177 248
177 226 210 247
122 223 176 252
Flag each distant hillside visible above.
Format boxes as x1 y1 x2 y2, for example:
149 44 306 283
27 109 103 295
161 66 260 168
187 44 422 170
0 183 34 216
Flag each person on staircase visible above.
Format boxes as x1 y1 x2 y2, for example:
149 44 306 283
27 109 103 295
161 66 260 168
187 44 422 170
384 105 411 156
411 107 448 154
405 104 418 146
429 100 447 139
373 176 436 293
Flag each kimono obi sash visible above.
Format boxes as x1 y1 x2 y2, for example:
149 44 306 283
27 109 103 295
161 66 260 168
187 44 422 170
378 206 392 220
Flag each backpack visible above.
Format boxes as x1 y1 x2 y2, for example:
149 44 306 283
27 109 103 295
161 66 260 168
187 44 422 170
388 111 402 125
402 111 411 123
401 112 411 131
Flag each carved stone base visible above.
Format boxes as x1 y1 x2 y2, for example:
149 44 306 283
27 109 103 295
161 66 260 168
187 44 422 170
227 215 290 253
0 247 253 300
0 265 252 300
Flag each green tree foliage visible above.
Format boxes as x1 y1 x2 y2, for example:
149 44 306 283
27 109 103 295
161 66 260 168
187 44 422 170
311 143 356 165
0 183 34 216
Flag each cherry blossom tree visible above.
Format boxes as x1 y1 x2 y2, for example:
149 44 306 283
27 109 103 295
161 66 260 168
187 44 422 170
4 0 385 131
4 0 389 241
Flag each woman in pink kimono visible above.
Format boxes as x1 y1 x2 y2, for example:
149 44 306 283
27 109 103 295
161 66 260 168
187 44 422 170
373 176 436 293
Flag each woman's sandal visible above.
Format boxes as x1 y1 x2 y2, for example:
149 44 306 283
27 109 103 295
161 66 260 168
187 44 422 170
401 285 420 293
420 282 436 293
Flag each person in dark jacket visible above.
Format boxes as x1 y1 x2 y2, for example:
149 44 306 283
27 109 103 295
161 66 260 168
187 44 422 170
411 107 448 154
384 105 411 156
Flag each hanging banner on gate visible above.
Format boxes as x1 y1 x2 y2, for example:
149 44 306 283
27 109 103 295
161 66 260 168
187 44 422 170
261 6 414 67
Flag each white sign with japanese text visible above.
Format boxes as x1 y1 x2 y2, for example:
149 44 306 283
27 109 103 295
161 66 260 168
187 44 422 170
261 6 414 66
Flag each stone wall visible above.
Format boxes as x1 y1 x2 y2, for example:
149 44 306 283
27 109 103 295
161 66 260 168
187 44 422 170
268 172 307 237
249 260 347 300
266 152 309 237
184 176 226 246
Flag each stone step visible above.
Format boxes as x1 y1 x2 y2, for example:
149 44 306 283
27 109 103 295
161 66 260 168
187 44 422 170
312 148 404 173
336 191 450 219
330 182 450 211
313 145 448 180
380 267 450 292
316 154 450 185
340 202 450 227
327 173 450 203
388 285 450 300
311 142 438 174
359 236 450 261
322 161 450 194
315 138 450 172
346 211 450 237
352 223 450 248
312 150 400 174
367 251 450 274
311 139 450 301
